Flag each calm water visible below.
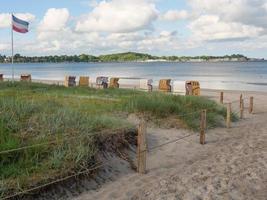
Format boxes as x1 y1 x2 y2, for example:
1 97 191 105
0 62 267 92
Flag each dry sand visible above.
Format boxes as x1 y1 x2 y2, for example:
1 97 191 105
71 89 267 200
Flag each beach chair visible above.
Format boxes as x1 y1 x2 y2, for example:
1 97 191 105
79 76 89 87
64 76 76 87
0 74 3 82
186 81 200 96
109 78 120 88
96 76 108 89
173 81 186 95
20 74 32 82
159 79 171 92
139 79 153 91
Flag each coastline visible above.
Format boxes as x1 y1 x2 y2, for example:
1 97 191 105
4 78 267 95
1 60 266 64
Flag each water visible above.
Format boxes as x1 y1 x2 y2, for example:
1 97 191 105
0 62 267 92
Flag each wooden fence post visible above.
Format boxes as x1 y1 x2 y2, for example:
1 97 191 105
137 120 147 174
226 103 231 128
240 99 244 119
249 97 254 114
220 92 224 104
239 94 243 108
200 110 207 145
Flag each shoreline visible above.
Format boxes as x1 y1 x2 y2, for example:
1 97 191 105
3 78 267 94
0 60 266 64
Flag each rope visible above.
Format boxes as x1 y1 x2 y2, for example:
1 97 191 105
141 134 194 153
0 110 202 155
176 110 202 118
222 97 249 105
1 161 108 200
0 127 131 155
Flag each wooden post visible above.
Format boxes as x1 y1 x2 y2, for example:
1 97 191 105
137 120 147 174
200 110 207 145
220 92 224 104
240 99 244 119
226 103 231 128
249 97 254 114
239 94 243 108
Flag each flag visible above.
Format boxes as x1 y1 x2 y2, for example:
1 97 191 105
12 15 29 33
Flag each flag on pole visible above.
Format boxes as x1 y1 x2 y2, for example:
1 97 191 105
10 14 29 82
12 15 29 33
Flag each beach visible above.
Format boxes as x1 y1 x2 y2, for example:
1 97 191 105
2 1 267 199
1 61 267 92
67 89 266 200
13 80 264 200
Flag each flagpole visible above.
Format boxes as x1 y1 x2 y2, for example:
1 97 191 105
11 14 14 83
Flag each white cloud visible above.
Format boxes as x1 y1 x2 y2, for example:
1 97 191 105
189 15 264 41
38 8 69 31
0 13 35 28
189 0 267 28
185 0 267 44
76 0 158 33
161 10 189 21
0 43 9 51
5 0 267 56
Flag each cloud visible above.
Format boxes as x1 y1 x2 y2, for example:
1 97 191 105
161 10 189 21
185 0 267 43
0 43 9 51
188 0 267 28
38 8 69 31
5 0 267 56
189 15 264 42
76 0 158 33
0 13 35 28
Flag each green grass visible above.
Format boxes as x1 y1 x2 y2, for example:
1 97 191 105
0 81 231 197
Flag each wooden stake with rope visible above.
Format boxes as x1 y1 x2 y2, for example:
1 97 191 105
200 110 207 145
240 94 243 108
240 98 244 119
226 103 231 128
249 96 254 114
220 92 224 104
137 120 147 174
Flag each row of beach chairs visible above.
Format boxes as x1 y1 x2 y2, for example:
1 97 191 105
0 74 200 96
64 76 200 96
0 74 32 82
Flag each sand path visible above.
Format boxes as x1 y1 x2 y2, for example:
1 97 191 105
73 91 267 200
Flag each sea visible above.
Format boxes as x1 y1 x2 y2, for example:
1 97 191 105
0 61 267 92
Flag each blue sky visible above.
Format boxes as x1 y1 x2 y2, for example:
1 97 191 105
0 0 267 58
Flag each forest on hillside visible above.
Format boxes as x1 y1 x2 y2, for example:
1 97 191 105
0 52 249 63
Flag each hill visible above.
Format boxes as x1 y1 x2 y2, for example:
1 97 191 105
0 52 251 63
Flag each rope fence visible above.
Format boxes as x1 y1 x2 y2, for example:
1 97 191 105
0 127 130 155
0 91 262 199
145 134 194 153
1 161 108 200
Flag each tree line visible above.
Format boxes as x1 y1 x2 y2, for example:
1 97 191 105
0 52 249 63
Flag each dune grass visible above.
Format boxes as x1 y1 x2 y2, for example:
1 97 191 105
0 81 230 197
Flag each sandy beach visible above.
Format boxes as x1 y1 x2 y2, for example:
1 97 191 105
2 79 266 200
27 86 264 200
65 89 266 200
2 1 267 199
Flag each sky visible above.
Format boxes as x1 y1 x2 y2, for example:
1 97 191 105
1 0 267 58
